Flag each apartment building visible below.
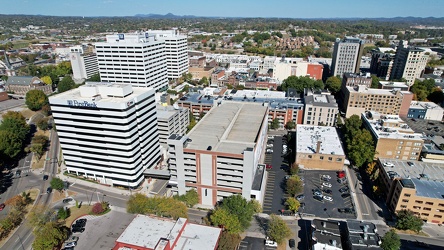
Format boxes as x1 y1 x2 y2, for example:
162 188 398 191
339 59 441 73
362 112 424 160
408 101 444 121
296 125 345 170
343 85 413 118
49 83 161 188
331 37 364 77
176 88 304 128
342 73 372 87
95 33 168 91
69 45 99 81
370 48 395 81
147 29 189 80
156 104 189 145
390 40 429 86
378 158 444 224
167 102 268 206
303 89 339 126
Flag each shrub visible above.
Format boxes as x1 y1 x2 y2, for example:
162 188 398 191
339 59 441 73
91 202 104 215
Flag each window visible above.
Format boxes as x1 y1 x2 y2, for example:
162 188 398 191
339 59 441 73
423 207 431 211
320 156 324 160
415 200 424 204
328 157 332 161
426 202 434 206
413 206 421 210
404 194 411 197
400 205 407 208
402 199 409 203
434 215 442 218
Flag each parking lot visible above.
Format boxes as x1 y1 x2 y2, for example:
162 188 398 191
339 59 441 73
404 118 444 137
298 170 356 219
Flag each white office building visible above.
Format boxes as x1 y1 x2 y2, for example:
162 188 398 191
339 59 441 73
69 47 99 81
95 33 168 91
49 83 161 187
157 104 190 145
331 37 364 77
147 30 189 80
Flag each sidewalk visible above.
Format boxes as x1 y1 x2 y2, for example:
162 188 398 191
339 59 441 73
344 166 363 220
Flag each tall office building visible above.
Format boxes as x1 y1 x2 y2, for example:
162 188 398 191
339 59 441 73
95 33 168 91
147 29 189 80
390 40 429 86
331 37 364 77
69 45 99 81
49 83 161 187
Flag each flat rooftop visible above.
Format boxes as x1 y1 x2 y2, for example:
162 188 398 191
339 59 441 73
305 94 338 108
379 158 444 199
116 215 221 250
346 85 412 96
379 81 409 88
186 102 267 154
156 105 183 120
296 125 345 156
410 101 444 110
362 112 424 141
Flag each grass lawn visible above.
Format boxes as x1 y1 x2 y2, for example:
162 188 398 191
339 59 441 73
65 205 93 227
20 109 36 119
395 229 429 237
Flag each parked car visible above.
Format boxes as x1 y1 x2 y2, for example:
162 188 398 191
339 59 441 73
321 175 331 180
323 189 332 194
43 175 48 181
313 195 324 202
322 182 332 188
74 218 87 227
339 187 349 193
299 202 305 210
312 188 322 196
266 164 272 170
407 161 415 167
337 171 346 178
71 227 85 233
15 170 21 178
63 198 73 203
338 208 354 214
0 203 5 211
324 196 333 202
289 239 296 248
64 241 77 248
296 195 305 201
341 193 351 198
383 162 394 167
65 236 79 243
337 177 347 184
46 187 52 194
265 237 278 247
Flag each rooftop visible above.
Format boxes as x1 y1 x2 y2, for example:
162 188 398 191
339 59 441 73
312 219 342 250
156 104 185 121
410 101 444 110
379 81 409 89
186 102 267 154
116 215 221 250
296 125 345 156
379 158 444 199
346 85 412 96
305 94 338 108
362 112 424 141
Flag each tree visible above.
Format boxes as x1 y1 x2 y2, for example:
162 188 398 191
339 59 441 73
270 118 280 130
267 214 291 244
25 89 48 111
57 207 70 220
325 76 342 94
381 229 401 250
286 176 303 196
0 111 30 159
127 194 188 219
427 88 444 104
127 193 149 214
30 143 45 160
50 177 64 191
410 79 436 101
281 76 324 92
32 222 69 250
36 117 49 131
289 163 299 175
41 104 51 116
57 75 75 93
347 129 375 168
174 189 199 208
249 199 263 213
210 208 242 233
28 206 51 228
40 76 53 85
286 197 300 213
199 76 209 86
343 115 362 139
396 209 424 232
219 195 255 231
371 75 380 88
86 73 101 82
285 121 296 130
217 231 241 250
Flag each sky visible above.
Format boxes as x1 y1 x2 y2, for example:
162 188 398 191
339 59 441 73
2 0 443 18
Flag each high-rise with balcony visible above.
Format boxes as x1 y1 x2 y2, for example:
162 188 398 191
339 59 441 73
49 83 161 188
390 40 429 86
331 37 364 78
95 33 168 91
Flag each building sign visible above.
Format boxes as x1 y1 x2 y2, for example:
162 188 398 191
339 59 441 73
118 34 125 40
127 100 135 107
145 33 149 38
67 100 98 108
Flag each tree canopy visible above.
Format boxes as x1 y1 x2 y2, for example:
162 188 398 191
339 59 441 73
173 189 199 208
395 209 424 232
343 115 376 167
325 76 342 94
57 75 76 93
32 222 69 250
127 193 188 219
210 208 242 233
286 175 303 196
410 79 439 102
25 89 48 111
380 229 401 250
280 76 324 93
218 195 255 231
50 177 64 191
0 111 30 161
267 214 292 244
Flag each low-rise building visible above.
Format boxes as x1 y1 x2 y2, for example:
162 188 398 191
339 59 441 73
342 85 413 118
113 214 221 250
342 73 372 87
408 101 444 121
378 81 409 91
296 125 345 170
344 220 381 250
311 219 342 250
362 112 424 160
5 76 52 96
377 158 444 224
303 89 338 126
167 102 268 206
156 104 189 145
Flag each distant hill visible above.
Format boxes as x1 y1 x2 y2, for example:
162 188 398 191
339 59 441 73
134 13 197 19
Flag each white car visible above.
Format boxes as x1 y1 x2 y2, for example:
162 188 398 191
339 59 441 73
267 144 273 148
383 162 394 167
321 175 331 180
324 196 333 202
265 237 278 247
64 241 77 248
322 182 332 188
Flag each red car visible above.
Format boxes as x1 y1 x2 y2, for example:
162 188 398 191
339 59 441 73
266 164 272 170
0 203 5 211
337 171 346 178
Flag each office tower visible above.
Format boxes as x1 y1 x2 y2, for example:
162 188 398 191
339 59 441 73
69 45 99 81
331 37 364 77
390 40 429 86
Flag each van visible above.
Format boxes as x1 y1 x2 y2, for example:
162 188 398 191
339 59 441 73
265 237 278 247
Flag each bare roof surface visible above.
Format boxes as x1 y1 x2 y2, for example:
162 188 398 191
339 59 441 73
186 102 267 154
296 125 345 156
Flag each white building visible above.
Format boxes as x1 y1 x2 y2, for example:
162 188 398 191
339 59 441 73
408 101 444 121
390 40 429 86
49 83 161 187
167 102 268 206
156 104 189 145
331 37 364 77
147 29 189 80
303 90 339 126
69 46 99 81
95 33 168 91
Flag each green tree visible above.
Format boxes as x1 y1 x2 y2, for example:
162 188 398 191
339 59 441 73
343 115 362 139
210 208 242 233
86 73 101 82
199 76 209 86
381 229 401 250
325 76 342 94
267 214 292 244
285 121 296 130
289 163 299 175
57 207 70 220
410 79 436 101
286 197 300 213
396 209 424 232
40 76 53 85
25 89 49 111
57 75 75 93
50 177 64 191
36 117 49 131
32 222 69 250
0 111 30 159
219 195 255 231
347 129 375 168
270 118 280 130
249 199 263 213
371 75 380 88
174 189 199 208
286 175 303 196
217 231 241 250
127 193 149 214
281 76 324 92
28 206 51 228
